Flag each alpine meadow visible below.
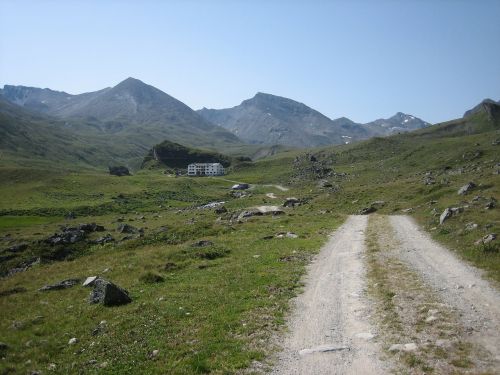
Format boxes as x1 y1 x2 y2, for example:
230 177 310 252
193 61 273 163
0 1 499 375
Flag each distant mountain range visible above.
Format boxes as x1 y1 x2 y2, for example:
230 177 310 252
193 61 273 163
0 78 243 168
198 93 431 147
2 77 495 169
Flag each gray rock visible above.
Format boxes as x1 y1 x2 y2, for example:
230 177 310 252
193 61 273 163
485 200 496 209
89 278 132 306
39 278 80 292
318 179 332 188
68 337 78 345
423 176 435 185
214 206 227 214
4 243 28 253
475 233 497 245
465 222 478 231
83 276 98 287
117 224 138 234
458 182 476 195
439 208 452 225
93 234 114 245
283 197 301 207
45 229 85 245
231 183 249 190
359 206 376 215
77 223 105 233
236 210 262 221
370 201 386 208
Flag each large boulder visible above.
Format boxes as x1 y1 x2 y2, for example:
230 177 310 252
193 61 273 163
109 166 131 177
89 278 131 306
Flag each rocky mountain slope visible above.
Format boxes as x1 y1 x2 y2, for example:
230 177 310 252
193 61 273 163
0 78 245 168
198 93 430 147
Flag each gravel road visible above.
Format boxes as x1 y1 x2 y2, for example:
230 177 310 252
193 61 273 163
390 215 500 363
271 215 500 373
271 215 386 375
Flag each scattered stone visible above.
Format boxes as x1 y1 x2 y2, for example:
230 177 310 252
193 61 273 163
450 206 465 214
83 276 98 287
359 206 376 215
88 278 132 306
148 349 159 359
475 233 496 246
401 208 413 213
214 206 227 214
191 240 214 247
47 363 57 370
92 234 114 245
255 206 284 215
99 361 108 368
318 179 333 188
117 224 138 234
231 183 249 190
77 223 105 233
39 279 80 292
198 201 225 209
45 229 85 245
68 337 78 345
485 200 496 209
458 182 476 195
275 232 299 239
425 316 438 323
465 222 478 231
91 320 107 336
4 243 28 253
423 176 435 185
283 197 301 207
428 309 439 315
236 210 262 222
439 208 452 225
370 201 386 208
65 211 76 219
108 166 131 176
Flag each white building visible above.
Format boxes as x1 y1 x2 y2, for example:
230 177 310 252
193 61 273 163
187 163 225 176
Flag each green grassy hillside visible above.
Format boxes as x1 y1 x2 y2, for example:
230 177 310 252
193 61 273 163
0 104 498 373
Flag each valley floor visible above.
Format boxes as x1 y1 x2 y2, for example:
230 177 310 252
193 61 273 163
271 214 500 374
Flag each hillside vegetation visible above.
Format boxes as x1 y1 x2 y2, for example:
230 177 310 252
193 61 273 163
0 101 498 373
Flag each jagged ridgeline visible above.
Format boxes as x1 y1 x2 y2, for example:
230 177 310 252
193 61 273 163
141 140 235 169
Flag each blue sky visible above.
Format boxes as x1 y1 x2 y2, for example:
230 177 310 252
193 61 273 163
1 0 499 123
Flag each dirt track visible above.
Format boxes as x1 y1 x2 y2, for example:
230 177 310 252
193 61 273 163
272 215 386 375
390 215 500 363
271 215 500 374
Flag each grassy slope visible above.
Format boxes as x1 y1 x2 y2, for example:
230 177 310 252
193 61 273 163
0 166 343 374
0 108 498 373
